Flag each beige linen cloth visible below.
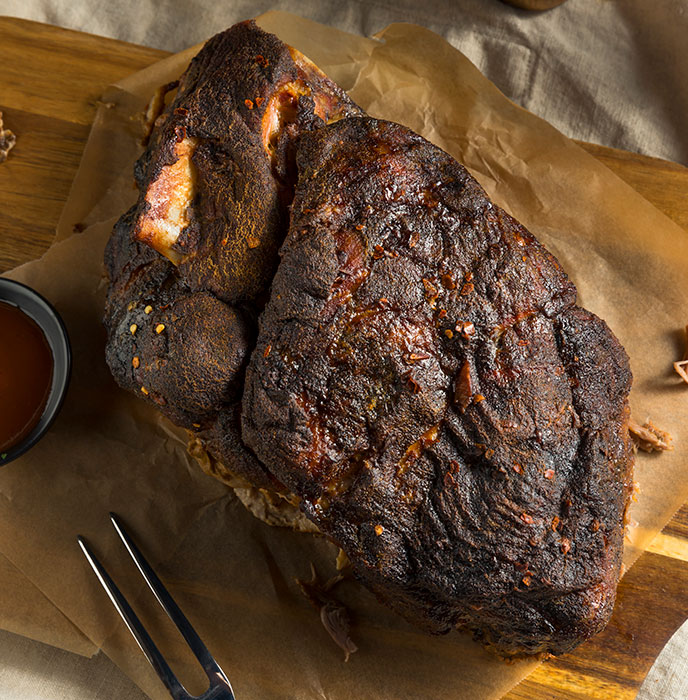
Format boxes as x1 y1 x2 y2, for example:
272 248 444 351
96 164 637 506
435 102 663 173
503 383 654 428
0 1 686 699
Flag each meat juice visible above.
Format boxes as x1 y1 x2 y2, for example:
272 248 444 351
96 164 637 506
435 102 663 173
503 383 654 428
0 301 53 452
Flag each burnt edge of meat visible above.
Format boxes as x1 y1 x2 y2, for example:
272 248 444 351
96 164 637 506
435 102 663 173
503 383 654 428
105 20 634 659
242 117 634 657
103 20 360 492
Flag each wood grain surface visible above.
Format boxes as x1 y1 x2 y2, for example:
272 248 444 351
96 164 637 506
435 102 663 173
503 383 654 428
1 16 687 700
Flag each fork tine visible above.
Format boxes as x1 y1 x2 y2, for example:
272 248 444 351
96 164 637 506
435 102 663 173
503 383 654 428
109 513 233 693
77 536 189 700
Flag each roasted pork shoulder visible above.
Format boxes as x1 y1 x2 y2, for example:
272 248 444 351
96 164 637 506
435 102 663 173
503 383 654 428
104 21 634 657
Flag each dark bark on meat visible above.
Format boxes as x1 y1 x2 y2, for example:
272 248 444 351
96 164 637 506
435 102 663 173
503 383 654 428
242 118 634 656
104 21 361 491
105 22 634 658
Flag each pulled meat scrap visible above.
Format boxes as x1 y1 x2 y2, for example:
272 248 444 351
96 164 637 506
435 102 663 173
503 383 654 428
105 21 635 658
0 111 16 163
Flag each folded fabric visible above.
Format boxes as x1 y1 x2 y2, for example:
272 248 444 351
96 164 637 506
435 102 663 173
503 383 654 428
4 0 688 165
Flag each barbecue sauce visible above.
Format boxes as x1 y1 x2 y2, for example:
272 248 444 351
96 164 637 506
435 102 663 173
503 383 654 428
0 301 53 452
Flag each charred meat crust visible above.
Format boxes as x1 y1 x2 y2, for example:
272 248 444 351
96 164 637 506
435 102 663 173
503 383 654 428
104 21 360 492
105 22 634 658
242 117 634 656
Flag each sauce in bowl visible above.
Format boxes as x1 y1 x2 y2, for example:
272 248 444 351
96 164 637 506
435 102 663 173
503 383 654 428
0 301 54 452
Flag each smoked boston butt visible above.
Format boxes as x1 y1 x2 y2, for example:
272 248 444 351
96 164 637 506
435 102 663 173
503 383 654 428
104 21 634 657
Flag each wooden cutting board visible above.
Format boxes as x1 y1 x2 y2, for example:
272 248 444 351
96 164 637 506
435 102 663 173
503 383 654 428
1 16 687 700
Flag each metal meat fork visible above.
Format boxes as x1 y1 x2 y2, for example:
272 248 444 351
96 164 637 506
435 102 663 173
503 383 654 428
78 514 236 700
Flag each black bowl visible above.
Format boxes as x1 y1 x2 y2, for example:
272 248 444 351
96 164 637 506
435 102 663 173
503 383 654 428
0 278 71 466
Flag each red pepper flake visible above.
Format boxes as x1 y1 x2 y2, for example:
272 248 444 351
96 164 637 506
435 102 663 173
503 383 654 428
551 516 560 531
221 236 229 246
460 282 475 296
449 460 460 473
521 512 534 525
174 125 187 142
264 344 272 358
444 329 454 339
374 525 384 536
465 271 474 282
544 469 555 480
560 538 571 555
422 278 439 307
590 519 600 532
247 235 260 249
373 244 385 259
422 278 437 294
438 309 447 319
378 297 389 307
244 99 254 109
522 256 528 262
474 394 485 403
174 107 188 116
355 223 365 231
513 463 523 474
441 273 456 290
484 448 494 459
454 361 472 413
408 352 431 362
255 96 264 108
522 575 531 586
132 356 140 369
456 321 475 339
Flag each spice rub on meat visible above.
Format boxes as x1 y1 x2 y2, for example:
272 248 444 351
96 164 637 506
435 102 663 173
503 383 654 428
242 118 634 657
105 21 635 659
104 21 360 490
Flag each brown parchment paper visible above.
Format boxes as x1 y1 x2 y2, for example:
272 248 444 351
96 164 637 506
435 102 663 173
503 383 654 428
1 10 687 700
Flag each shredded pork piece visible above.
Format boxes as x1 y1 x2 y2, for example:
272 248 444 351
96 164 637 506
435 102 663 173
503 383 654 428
320 602 358 662
629 418 673 453
0 112 16 163
675 361 688 385
673 324 688 385
297 563 357 661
